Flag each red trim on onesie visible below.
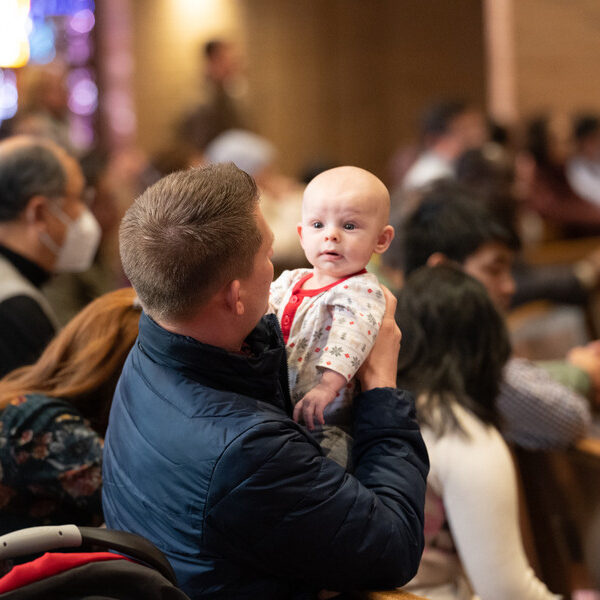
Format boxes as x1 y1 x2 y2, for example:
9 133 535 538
280 269 367 344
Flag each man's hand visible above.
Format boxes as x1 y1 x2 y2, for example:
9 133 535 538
293 369 347 430
357 286 401 391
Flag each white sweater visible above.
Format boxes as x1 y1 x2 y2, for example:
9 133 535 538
404 402 560 600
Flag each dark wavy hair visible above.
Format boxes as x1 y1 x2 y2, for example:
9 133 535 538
390 179 521 277
396 265 511 437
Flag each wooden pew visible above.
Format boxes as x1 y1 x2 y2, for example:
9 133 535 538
522 237 600 266
348 591 428 600
576 436 600 458
321 587 430 599
514 438 600 595
366 592 429 599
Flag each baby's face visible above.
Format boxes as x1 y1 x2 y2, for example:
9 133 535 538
299 186 387 281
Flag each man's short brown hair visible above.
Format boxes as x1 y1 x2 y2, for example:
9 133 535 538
120 163 262 321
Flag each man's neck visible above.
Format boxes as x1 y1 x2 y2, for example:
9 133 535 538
157 311 247 353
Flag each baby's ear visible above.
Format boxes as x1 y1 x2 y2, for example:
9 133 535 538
373 225 395 254
297 223 303 242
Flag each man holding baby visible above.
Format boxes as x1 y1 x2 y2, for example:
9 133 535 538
102 162 428 599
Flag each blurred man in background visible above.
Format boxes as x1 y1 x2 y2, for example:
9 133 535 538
0 137 100 376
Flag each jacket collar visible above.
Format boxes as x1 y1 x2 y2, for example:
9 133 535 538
137 312 292 415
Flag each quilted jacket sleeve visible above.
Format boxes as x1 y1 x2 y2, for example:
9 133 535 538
203 387 429 591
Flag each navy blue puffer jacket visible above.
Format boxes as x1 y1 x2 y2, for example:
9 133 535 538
103 313 428 599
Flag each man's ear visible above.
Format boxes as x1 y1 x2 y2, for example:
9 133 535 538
373 225 395 254
23 195 50 231
224 279 245 316
426 252 449 267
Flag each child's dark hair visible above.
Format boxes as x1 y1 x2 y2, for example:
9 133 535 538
387 180 520 276
396 264 511 437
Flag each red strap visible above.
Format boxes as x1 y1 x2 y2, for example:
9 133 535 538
294 269 367 297
280 273 313 343
0 552 131 593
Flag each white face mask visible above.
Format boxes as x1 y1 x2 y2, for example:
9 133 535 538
41 203 102 273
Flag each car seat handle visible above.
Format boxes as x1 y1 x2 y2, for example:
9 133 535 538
0 525 82 559
0 525 177 585
78 527 177 585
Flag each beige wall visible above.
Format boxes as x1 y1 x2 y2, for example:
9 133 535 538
485 0 600 126
513 0 600 118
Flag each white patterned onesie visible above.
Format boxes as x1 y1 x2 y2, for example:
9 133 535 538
268 268 385 468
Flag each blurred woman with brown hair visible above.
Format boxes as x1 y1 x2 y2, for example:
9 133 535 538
0 287 140 534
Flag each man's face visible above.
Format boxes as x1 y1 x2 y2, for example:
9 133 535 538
238 208 274 332
208 43 240 82
462 241 516 312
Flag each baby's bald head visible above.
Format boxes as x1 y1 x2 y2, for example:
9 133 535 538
303 166 390 226
299 166 395 279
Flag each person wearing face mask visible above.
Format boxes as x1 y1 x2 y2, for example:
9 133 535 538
42 150 123 326
0 136 101 377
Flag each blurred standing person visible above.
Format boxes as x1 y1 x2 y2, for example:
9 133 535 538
0 137 101 376
178 39 248 153
203 39 246 129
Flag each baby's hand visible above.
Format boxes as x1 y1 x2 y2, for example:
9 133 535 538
293 385 338 431
293 369 347 430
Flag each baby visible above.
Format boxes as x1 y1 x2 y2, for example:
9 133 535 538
268 166 394 467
